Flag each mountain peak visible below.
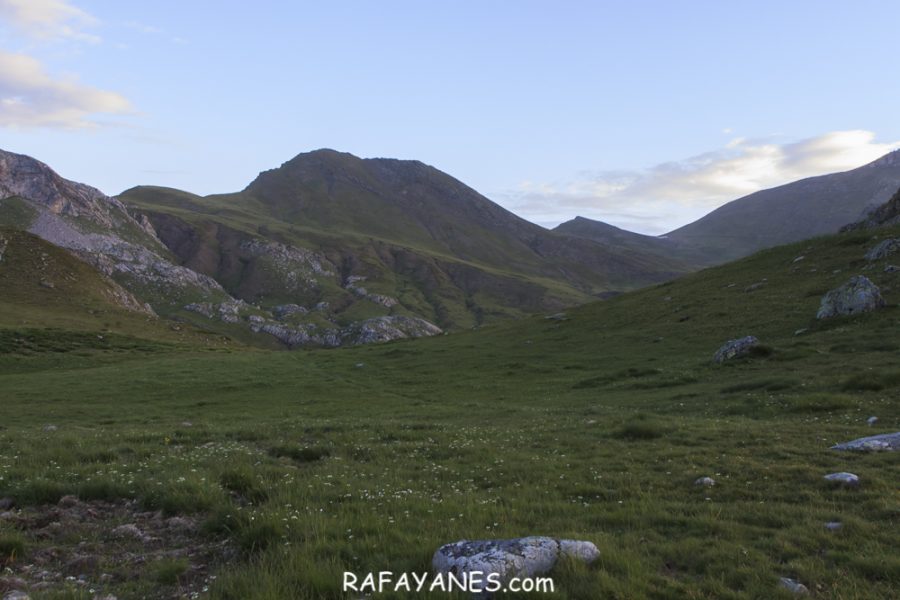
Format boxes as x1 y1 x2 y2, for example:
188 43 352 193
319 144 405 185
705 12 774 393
0 147 116 223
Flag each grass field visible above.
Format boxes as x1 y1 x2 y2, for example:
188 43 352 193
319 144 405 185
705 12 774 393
1 225 899 598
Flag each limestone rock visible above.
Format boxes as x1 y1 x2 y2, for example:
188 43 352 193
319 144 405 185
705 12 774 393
779 577 809 595
344 316 442 345
831 432 900 452
111 523 144 539
823 472 860 487
0 149 116 227
432 537 599 592
713 336 759 363
343 276 399 308
272 304 307 320
694 477 716 487
816 275 884 319
864 238 900 261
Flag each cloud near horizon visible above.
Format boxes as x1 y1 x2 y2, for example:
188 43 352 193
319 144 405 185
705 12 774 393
0 51 132 128
500 130 900 235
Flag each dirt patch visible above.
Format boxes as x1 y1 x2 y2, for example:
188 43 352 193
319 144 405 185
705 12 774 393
0 495 235 599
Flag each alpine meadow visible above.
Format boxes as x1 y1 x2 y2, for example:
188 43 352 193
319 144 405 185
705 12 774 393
1 2 899 599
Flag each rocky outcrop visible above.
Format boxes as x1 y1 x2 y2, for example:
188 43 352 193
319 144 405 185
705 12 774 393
181 298 441 348
864 238 900 261
344 315 442 344
713 336 759 363
344 275 399 308
843 185 900 230
249 315 442 348
0 149 124 229
272 304 308 320
2 148 231 312
184 299 250 324
28 210 226 300
831 432 900 452
240 239 335 292
432 537 599 592
816 275 885 319
256 322 342 348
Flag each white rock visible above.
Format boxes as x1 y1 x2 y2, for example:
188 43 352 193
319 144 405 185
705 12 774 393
432 537 599 591
111 523 143 539
779 577 809 595
823 472 860 487
694 476 716 487
832 432 899 452
713 336 759 363
558 539 601 563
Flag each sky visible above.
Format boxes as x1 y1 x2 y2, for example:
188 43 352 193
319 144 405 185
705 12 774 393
1 0 899 235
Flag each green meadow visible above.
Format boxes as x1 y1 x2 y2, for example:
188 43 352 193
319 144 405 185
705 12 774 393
1 225 899 598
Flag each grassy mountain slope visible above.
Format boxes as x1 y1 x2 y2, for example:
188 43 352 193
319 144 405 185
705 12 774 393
554 215 712 265
665 150 900 263
0 227 248 357
121 150 693 330
1 218 898 597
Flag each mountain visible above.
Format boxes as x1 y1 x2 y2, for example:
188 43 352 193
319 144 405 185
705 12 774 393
0 149 230 309
120 149 692 333
4 188 900 598
553 216 709 265
664 150 900 263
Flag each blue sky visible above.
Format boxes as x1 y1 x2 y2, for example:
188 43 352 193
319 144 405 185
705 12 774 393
1 1 899 234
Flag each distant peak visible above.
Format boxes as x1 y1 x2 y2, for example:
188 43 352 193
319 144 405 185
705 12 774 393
283 148 359 164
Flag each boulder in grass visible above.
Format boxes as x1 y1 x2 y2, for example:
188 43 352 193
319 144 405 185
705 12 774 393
432 537 599 592
823 472 860 487
864 238 900 261
831 432 900 452
816 275 884 319
713 336 759 363
779 577 809 595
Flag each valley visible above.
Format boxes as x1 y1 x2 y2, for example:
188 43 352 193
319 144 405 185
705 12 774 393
1 209 898 598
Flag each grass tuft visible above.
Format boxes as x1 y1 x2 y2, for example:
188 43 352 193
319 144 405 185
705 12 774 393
268 444 330 463
0 532 25 565
152 556 190 585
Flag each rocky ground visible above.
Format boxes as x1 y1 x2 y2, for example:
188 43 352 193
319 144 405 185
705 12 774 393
0 496 234 600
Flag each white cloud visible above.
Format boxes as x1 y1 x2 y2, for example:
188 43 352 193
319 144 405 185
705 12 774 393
0 50 131 128
499 130 900 235
0 0 99 43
